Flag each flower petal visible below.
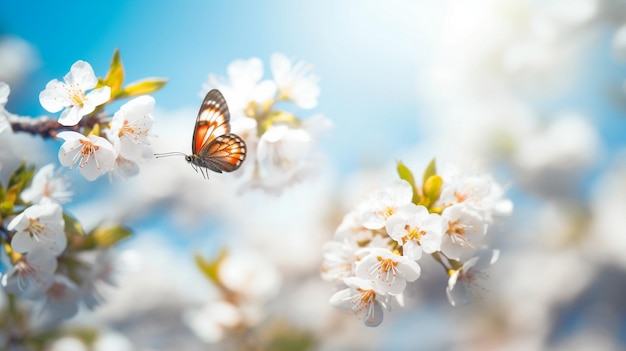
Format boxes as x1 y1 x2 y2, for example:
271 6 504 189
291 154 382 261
64 60 97 89
39 80 69 113
85 86 111 107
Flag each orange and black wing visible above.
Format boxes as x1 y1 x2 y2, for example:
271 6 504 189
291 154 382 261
192 89 231 154
196 133 247 173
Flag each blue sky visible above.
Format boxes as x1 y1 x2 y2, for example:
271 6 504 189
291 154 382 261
1 1 443 175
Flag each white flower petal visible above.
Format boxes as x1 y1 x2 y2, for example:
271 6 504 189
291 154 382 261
39 80 69 113
58 106 84 126
85 86 111 107
64 60 97 89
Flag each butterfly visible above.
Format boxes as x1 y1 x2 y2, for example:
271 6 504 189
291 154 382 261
155 89 247 178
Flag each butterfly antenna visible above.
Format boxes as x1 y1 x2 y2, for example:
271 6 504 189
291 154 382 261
153 151 187 158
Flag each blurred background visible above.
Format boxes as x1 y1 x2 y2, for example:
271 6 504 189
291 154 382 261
2 0 626 350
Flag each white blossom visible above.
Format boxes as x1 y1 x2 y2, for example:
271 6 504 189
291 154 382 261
108 95 155 161
270 53 320 109
330 277 390 327
446 249 499 306
359 179 413 230
440 204 487 260
21 163 72 204
385 203 443 260
354 247 420 295
57 131 116 181
8 202 66 255
39 60 110 126
1 245 57 298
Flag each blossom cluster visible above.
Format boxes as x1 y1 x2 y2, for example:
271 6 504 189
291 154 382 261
1 50 166 181
321 160 512 326
0 163 128 326
204 53 331 193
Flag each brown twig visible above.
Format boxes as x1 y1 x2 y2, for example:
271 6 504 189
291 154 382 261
7 115 101 139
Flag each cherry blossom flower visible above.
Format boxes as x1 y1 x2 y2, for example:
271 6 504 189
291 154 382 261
78 250 117 309
330 277 390 327
203 57 276 117
446 249 499 306
270 53 320 109
437 165 513 221
385 203 444 260
109 155 140 179
57 131 116 181
320 240 358 284
20 163 72 204
218 250 281 302
108 95 155 161
333 210 374 243
1 245 57 299
253 125 313 188
440 204 488 260
244 114 331 193
42 275 81 320
358 179 413 230
39 60 110 126
355 248 420 295
184 300 243 344
8 202 66 255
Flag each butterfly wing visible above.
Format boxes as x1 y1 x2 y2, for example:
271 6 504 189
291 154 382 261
196 133 247 173
192 89 231 154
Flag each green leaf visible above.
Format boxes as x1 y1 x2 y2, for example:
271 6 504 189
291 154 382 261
64 212 85 237
98 48 125 96
0 180 5 202
90 225 131 248
194 250 228 285
422 158 437 186
74 224 132 250
114 77 168 100
7 161 35 193
2 162 35 214
0 200 12 217
396 161 420 204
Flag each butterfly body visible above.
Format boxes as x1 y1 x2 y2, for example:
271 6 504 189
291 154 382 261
155 89 246 178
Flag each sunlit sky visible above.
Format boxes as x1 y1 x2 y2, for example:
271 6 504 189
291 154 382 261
1 1 457 176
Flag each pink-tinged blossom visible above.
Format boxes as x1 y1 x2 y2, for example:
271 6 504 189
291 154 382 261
39 60 110 126
330 277 390 327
